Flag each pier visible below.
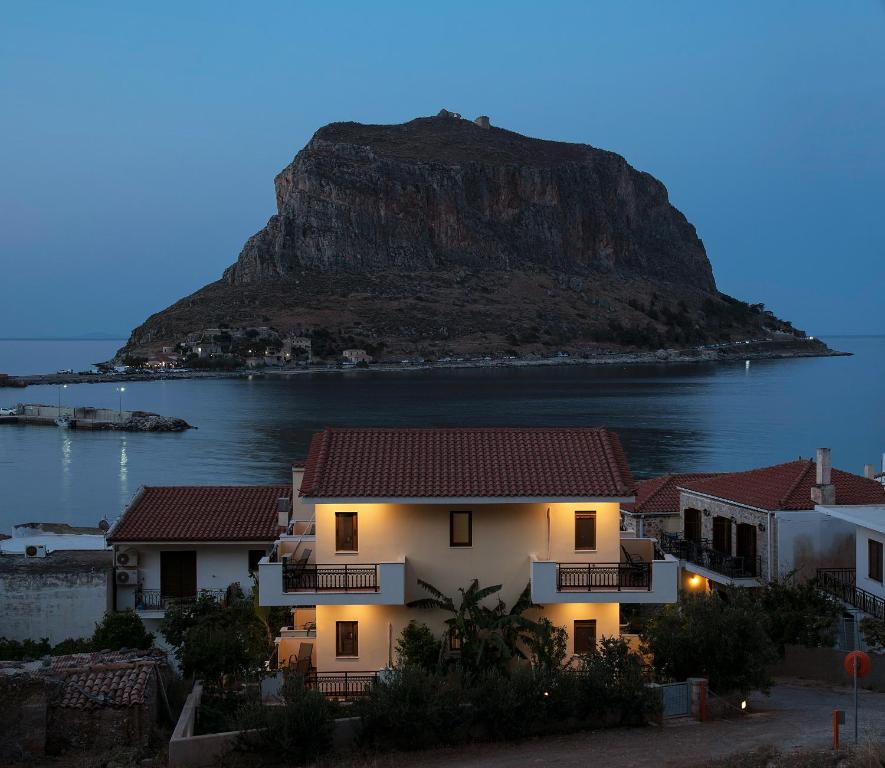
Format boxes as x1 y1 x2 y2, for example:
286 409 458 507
0 404 192 432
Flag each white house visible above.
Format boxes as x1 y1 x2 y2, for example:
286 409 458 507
107 485 292 634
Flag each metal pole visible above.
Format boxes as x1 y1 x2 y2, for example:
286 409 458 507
854 656 859 744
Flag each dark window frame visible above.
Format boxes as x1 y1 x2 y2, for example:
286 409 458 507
684 508 702 542
449 510 473 547
335 621 359 657
870 539 884 583
574 511 597 551
335 512 358 552
248 549 266 574
573 619 597 654
448 629 462 652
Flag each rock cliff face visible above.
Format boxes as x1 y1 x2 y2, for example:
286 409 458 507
123 112 805 360
223 115 715 291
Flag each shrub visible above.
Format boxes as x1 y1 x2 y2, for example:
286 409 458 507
467 667 559 741
395 621 443 672
234 675 333 762
757 577 840 654
356 667 466 751
91 610 153 651
524 618 568 672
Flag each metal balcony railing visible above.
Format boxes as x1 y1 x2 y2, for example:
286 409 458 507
556 562 652 591
660 532 761 579
302 670 378 698
817 568 885 621
283 563 379 592
134 587 225 610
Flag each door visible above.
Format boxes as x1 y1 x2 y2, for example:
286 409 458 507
712 516 732 554
736 523 757 576
684 509 702 542
161 551 197 598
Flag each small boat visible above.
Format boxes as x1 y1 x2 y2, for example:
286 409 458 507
55 414 74 428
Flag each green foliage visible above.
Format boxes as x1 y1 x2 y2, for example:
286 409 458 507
395 621 443 672
642 589 777 694
91 610 154 651
523 618 568 672
466 667 562 741
758 577 840 654
407 579 538 681
860 617 885 650
233 675 333 762
160 585 283 681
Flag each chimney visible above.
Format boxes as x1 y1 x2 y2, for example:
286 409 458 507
474 115 491 129
865 464 876 480
810 447 835 505
277 497 290 528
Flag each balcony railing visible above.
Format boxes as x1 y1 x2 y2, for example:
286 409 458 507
660 532 761 579
135 587 225 610
283 563 379 592
302 670 378 699
557 562 651 591
817 568 885 621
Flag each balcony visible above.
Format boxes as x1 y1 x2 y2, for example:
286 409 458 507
817 568 885 620
531 541 678 604
134 587 225 616
259 558 406 606
660 532 762 583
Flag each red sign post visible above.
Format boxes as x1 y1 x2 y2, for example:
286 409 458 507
844 650 871 744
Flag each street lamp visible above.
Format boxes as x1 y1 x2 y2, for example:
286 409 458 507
57 383 67 415
116 386 126 415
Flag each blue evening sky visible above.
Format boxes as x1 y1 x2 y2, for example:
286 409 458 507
1 1 883 338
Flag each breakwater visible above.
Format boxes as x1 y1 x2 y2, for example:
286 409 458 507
0 404 192 432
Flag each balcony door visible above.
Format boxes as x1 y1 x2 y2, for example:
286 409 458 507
735 523 757 575
161 550 197 598
711 517 732 554
684 509 702 542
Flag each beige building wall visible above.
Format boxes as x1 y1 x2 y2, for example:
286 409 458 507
310 500 623 672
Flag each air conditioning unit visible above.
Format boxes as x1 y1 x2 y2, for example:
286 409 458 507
24 544 47 558
115 548 139 567
115 568 136 585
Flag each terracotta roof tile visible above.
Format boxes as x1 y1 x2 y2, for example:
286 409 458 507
623 473 724 515
107 486 291 542
679 460 885 511
300 427 634 499
51 649 166 709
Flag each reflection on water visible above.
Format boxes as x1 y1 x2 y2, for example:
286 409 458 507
0 336 882 532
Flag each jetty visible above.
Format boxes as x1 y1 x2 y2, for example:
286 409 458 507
0 404 192 432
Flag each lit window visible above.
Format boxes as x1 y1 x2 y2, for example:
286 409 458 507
450 511 472 547
575 512 596 550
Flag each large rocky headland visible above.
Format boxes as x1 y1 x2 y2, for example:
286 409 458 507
120 111 831 363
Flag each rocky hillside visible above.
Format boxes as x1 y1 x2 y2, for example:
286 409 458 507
122 111 814 361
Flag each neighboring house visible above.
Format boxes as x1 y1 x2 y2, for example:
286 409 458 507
107 485 291 634
341 349 372 364
259 427 679 685
621 473 722 540
658 449 885 590
0 522 112 643
817 504 885 622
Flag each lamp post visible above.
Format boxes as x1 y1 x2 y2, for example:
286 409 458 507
57 383 67 415
116 386 126 416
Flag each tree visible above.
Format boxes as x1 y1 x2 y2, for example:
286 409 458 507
91 610 153 651
860 617 885 650
524 618 568 672
757 576 840 654
642 589 777 693
395 621 443 672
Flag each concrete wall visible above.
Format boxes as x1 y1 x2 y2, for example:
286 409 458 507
855 524 885 599
775 511 855 581
0 553 112 643
773 645 885 691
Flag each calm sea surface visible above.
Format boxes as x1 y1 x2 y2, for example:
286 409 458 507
0 336 882 534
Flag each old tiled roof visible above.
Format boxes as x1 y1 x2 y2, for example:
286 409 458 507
107 485 291 542
49 648 166 671
300 427 635 498
679 460 885 511
52 649 166 709
622 473 723 515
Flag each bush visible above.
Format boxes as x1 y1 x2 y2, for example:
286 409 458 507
467 667 559 741
395 621 443 672
91 610 154 651
356 666 466 751
234 675 333 762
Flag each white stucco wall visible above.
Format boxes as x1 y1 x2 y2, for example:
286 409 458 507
775 511 855 581
855 525 885 599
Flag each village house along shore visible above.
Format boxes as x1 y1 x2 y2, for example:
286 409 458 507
0 337 849 389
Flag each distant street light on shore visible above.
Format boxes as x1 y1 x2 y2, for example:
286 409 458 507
58 383 67 414
116 386 126 415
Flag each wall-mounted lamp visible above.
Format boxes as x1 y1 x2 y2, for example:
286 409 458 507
757 523 766 532
703 509 711 517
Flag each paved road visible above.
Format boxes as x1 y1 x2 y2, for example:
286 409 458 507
337 679 885 768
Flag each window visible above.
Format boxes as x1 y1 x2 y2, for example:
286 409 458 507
248 549 266 574
712 516 732 554
335 512 358 552
575 512 596 550
684 509 702 542
450 511 472 547
160 551 197 598
336 621 358 657
869 539 884 583
573 620 597 654
448 629 462 652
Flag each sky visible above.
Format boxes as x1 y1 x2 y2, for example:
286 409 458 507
1 1 883 338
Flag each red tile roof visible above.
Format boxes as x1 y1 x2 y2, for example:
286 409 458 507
107 485 291 542
623 473 723 515
299 427 635 499
52 649 167 709
679 460 885 511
